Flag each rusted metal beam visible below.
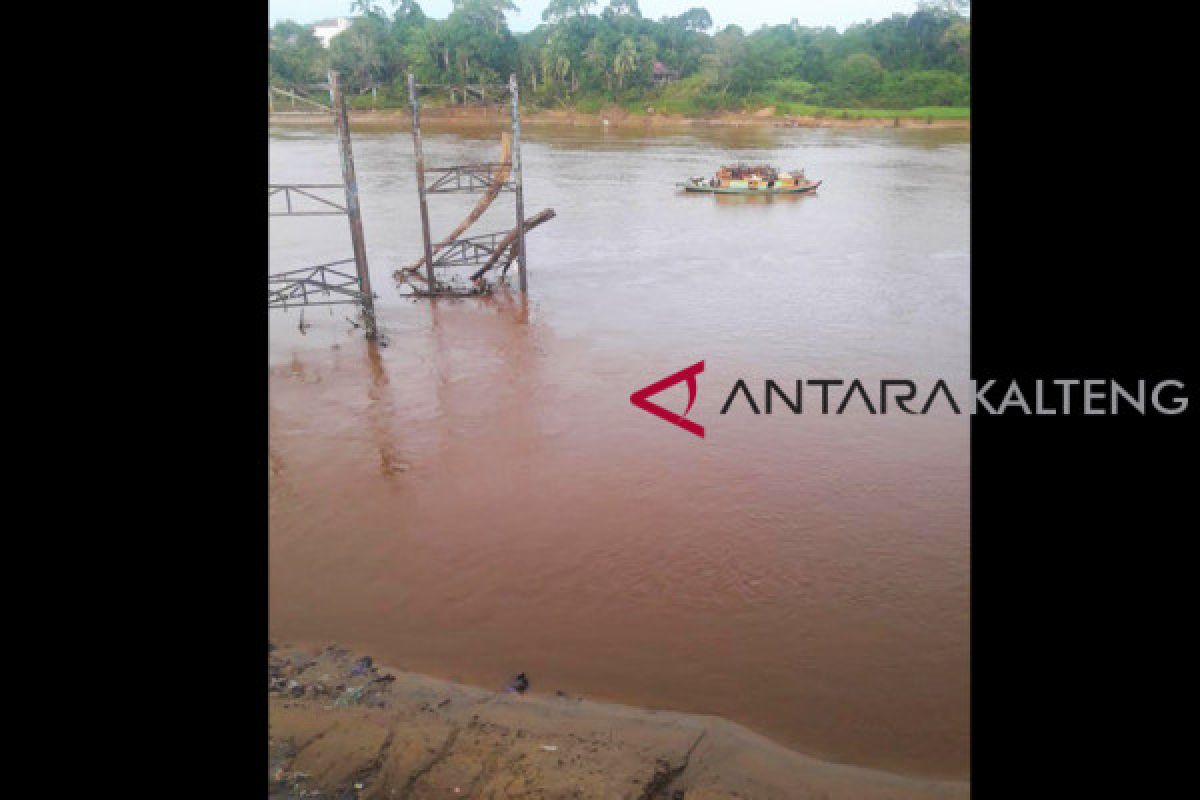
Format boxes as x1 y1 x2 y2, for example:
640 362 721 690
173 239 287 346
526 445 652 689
329 70 376 338
409 72 437 292
509 74 528 293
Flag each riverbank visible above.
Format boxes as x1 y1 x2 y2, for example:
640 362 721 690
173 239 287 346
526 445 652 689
269 104 970 130
269 643 969 799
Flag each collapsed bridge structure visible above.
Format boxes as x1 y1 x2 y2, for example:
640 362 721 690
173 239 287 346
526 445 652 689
269 71 553 340
394 73 555 297
268 72 377 338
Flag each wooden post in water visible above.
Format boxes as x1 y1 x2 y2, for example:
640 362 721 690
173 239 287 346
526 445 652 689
409 73 437 292
509 74 528 294
329 70 376 338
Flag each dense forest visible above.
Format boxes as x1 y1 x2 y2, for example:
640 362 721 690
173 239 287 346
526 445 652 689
269 1 970 114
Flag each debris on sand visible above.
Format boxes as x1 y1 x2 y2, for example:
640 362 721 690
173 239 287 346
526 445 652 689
507 672 530 694
267 643 970 800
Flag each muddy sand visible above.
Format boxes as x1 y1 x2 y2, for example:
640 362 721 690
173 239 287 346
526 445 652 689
268 105 969 131
269 644 968 799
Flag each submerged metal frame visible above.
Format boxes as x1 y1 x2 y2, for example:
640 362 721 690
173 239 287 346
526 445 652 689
429 231 507 268
268 259 370 308
404 73 529 296
268 71 377 337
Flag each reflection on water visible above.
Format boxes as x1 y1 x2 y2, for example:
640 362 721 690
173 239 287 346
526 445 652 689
708 190 820 206
364 342 409 476
268 125 969 779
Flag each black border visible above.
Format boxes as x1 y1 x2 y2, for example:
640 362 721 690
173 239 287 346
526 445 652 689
972 3 1192 793
106 4 1192 794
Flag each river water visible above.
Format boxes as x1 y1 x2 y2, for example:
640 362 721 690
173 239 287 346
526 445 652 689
268 120 970 779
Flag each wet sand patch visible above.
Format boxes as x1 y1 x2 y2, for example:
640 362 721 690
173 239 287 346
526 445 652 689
270 644 969 799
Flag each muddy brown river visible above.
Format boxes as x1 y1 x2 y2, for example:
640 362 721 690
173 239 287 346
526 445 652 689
268 121 970 780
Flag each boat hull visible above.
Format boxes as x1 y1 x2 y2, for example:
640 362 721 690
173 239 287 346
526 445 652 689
681 180 822 194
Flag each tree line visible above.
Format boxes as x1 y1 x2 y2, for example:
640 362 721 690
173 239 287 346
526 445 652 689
269 1 970 112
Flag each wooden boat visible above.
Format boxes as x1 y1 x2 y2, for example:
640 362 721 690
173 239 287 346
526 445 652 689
677 163 822 194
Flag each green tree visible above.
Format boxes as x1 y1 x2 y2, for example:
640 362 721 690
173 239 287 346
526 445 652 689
452 0 517 34
709 25 746 97
675 7 712 32
613 36 637 89
402 26 438 82
831 52 885 105
269 3 969 112
766 77 816 102
487 0 520 34
390 0 425 18
542 0 597 23
269 21 328 85
331 12 407 90
942 19 970 70
606 0 640 17
584 35 612 90
556 54 572 88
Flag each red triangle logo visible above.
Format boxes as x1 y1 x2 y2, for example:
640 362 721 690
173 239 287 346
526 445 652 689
630 361 705 438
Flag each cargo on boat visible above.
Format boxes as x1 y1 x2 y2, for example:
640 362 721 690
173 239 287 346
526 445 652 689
678 163 822 194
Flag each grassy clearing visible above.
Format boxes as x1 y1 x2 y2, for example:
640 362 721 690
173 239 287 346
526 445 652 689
287 86 969 121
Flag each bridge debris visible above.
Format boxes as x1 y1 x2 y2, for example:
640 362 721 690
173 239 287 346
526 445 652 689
268 71 377 338
397 73 549 297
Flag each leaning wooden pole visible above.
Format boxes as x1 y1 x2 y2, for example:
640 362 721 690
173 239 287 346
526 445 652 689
409 73 437 291
398 133 511 277
509 74 529 294
470 209 556 281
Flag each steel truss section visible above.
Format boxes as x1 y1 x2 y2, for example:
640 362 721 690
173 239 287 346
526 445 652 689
430 231 510 267
268 259 369 309
268 72 376 337
423 164 515 194
269 184 348 216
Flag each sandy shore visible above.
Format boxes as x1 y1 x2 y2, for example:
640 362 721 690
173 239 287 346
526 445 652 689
268 105 969 131
269 643 968 799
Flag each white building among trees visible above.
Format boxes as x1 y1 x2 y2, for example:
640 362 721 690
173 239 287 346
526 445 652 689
311 17 353 48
